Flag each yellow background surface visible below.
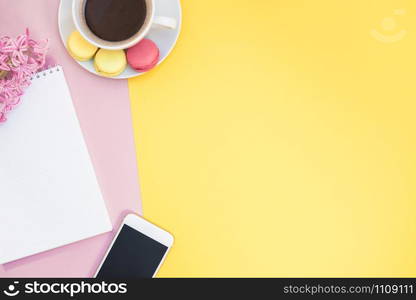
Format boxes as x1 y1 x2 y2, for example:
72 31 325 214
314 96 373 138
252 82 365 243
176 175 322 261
129 0 416 276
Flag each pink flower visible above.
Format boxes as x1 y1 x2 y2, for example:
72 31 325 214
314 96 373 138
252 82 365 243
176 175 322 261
0 29 48 123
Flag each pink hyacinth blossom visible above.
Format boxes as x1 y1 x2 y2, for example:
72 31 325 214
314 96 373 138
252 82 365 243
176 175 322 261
0 29 48 123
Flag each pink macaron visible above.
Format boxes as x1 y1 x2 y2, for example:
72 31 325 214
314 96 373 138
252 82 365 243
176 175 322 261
127 39 160 72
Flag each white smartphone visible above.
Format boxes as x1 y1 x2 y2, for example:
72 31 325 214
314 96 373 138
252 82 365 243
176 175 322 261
95 213 173 278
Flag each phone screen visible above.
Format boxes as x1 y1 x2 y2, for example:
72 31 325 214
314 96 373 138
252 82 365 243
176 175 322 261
96 224 168 278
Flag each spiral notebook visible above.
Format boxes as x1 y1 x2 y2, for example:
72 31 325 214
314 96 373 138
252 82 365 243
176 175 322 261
0 66 112 264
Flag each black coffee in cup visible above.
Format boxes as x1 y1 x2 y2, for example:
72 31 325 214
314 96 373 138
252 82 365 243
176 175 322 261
85 0 147 42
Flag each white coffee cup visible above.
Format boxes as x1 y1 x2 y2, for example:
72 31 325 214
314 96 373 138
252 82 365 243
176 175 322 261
72 0 177 50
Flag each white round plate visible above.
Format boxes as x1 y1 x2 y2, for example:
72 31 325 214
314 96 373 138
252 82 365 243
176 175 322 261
58 0 182 79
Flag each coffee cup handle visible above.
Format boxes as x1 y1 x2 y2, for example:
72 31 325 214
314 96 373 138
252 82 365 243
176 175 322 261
152 16 177 30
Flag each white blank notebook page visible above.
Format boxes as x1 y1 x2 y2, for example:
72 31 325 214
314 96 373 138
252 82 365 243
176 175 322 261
0 66 112 264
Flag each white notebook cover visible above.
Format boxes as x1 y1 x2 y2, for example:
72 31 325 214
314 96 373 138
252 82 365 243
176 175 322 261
0 66 112 264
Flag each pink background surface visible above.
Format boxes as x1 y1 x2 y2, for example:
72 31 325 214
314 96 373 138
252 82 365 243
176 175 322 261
0 0 142 277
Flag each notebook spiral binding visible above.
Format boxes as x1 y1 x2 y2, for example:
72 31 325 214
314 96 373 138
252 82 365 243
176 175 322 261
30 65 61 81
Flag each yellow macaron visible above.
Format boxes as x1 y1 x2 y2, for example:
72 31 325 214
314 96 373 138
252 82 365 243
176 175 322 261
67 31 98 62
94 49 127 78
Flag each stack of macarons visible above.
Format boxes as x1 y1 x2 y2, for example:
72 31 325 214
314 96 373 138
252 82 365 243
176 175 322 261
67 31 160 77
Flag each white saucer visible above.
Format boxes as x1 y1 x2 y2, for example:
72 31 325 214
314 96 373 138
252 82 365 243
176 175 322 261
58 0 182 79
